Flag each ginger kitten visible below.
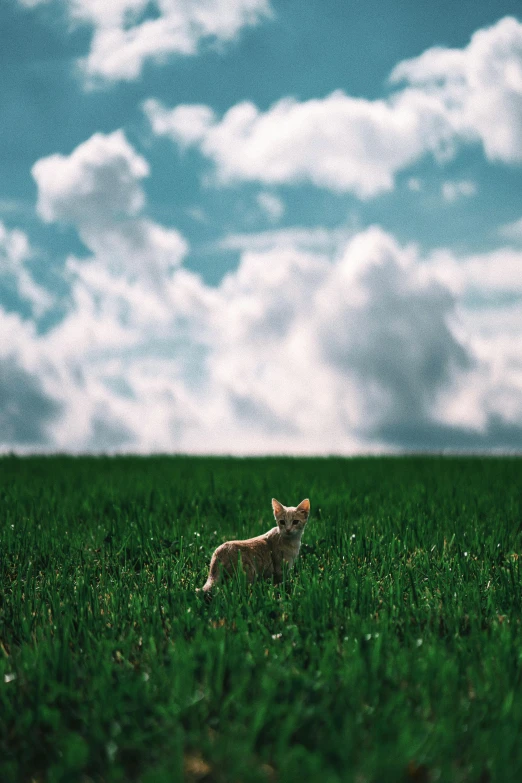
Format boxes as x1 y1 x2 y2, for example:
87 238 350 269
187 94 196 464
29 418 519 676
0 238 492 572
198 498 310 595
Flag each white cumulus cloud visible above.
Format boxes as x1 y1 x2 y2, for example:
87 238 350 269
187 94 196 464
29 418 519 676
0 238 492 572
32 130 187 285
144 90 452 198
145 16 522 198
32 130 149 226
0 222 53 316
18 0 272 84
390 15 522 165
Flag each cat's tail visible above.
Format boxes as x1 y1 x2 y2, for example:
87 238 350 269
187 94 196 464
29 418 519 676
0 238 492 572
196 553 221 597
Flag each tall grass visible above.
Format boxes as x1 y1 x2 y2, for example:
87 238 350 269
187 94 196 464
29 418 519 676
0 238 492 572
0 456 521 782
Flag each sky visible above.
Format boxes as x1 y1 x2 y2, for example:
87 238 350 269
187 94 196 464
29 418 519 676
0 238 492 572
1 0 522 454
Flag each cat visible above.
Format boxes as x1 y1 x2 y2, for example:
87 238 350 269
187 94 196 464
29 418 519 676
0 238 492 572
197 498 310 595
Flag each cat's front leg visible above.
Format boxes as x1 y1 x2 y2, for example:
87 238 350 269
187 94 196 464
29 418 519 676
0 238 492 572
271 549 283 584
272 555 291 585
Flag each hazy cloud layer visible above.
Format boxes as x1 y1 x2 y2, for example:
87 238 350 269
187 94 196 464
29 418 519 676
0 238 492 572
0 357 61 446
0 309 61 448
2 227 521 452
1 129 521 452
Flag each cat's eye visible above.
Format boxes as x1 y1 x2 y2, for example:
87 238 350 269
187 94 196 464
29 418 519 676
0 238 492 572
292 520 299 525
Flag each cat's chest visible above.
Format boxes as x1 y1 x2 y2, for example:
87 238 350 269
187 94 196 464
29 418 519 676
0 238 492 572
280 542 301 567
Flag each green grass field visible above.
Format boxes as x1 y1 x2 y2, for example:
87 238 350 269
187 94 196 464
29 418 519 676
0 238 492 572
1 456 521 783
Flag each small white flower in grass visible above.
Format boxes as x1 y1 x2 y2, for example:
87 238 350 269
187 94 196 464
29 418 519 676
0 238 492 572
106 741 117 762
416 639 423 648
464 551 468 557
142 672 150 682
4 673 16 683
351 534 356 540
111 721 121 737
271 633 282 640
365 633 372 641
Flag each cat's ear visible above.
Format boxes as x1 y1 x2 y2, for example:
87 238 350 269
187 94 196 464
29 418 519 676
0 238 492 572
296 498 310 519
272 498 285 518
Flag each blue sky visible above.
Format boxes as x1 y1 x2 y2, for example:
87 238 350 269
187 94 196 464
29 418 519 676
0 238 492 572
1 0 522 453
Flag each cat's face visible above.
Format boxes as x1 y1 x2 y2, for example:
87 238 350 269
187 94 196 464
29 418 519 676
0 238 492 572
272 498 310 539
